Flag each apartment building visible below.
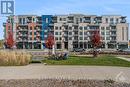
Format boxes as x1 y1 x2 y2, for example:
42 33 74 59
3 14 129 50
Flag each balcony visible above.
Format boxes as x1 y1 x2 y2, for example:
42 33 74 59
52 16 57 23
84 20 91 23
23 39 28 42
110 34 116 36
120 19 126 23
49 23 54 26
111 29 116 31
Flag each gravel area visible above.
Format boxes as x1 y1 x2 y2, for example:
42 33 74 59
0 79 130 87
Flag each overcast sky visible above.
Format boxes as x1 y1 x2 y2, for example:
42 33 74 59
0 0 130 39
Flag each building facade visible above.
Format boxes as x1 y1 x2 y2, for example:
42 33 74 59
3 14 129 50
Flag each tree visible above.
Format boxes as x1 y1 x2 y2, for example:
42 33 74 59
6 32 14 49
91 30 102 57
45 33 55 56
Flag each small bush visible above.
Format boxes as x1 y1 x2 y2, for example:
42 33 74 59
0 50 32 66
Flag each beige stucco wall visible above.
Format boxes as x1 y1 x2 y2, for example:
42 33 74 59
116 23 129 42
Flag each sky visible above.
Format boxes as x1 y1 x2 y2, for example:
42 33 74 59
0 0 130 40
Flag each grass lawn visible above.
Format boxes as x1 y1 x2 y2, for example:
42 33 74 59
43 55 130 67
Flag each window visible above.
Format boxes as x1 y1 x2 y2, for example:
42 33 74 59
106 18 108 23
84 26 87 30
80 18 82 23
33 18 35 22
55 26 58 30
19 18 22 24
23 18 26 24
69 27 72 30
80 32 83 35
34 37 36 40
59 32 61 35
59 18 62 21
79 26 83 30
55 37 58 40
80 37 83 40
111 26 116 29
110 18 114 24
59 37 62 40
101 32 105 35
34 32 36 35
74 37 78 40
106 27 109 30
30 38 32 40
46 18 48 23
30 32 32 35
69 37 72 40
122 27 124 40
102 37 105 40
106 32 110 35
55 32 58 35
60 27 62 30
84 32 87 35
111 31 116 35
84 37 88 40
116 18 119 23
76 18 79 24
74 32 78 35
30 27 32 30
101 27 105 30
63 18 66 21
127 27 128 40
69 32 72 35
106 37 110 40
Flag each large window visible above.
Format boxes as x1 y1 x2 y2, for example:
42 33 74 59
110 18 114 24
79 26 83 30
80 37 83 40
69 32 72 35
101 27 105 30
116 18 119 23
69 37 72 40
19 18 22 24
106 18 108 23
106 27 109 30
106 37 110 40
106 32 110 35
46 18 48 23
122 27 124 40
55 26 58 30
55 37 58 40
55 32 58 35
80 32 83 35
126 27 128 40
101 32 105 35
69 27 72 30
84 26 88 30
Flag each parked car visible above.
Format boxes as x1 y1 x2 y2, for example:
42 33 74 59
73 48 85 52
122 48 130 53
117 48 124 52
117 48 130 53
87 48 102 53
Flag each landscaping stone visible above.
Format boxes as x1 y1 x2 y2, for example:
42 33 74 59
0 79 129 87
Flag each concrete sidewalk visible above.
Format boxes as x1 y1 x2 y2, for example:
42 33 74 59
117 57 130 62
0 64 130 83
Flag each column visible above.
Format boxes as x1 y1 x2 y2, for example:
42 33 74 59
105 42 108 49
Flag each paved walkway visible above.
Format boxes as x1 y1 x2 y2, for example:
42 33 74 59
117 57 130 62
0 64 130 83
